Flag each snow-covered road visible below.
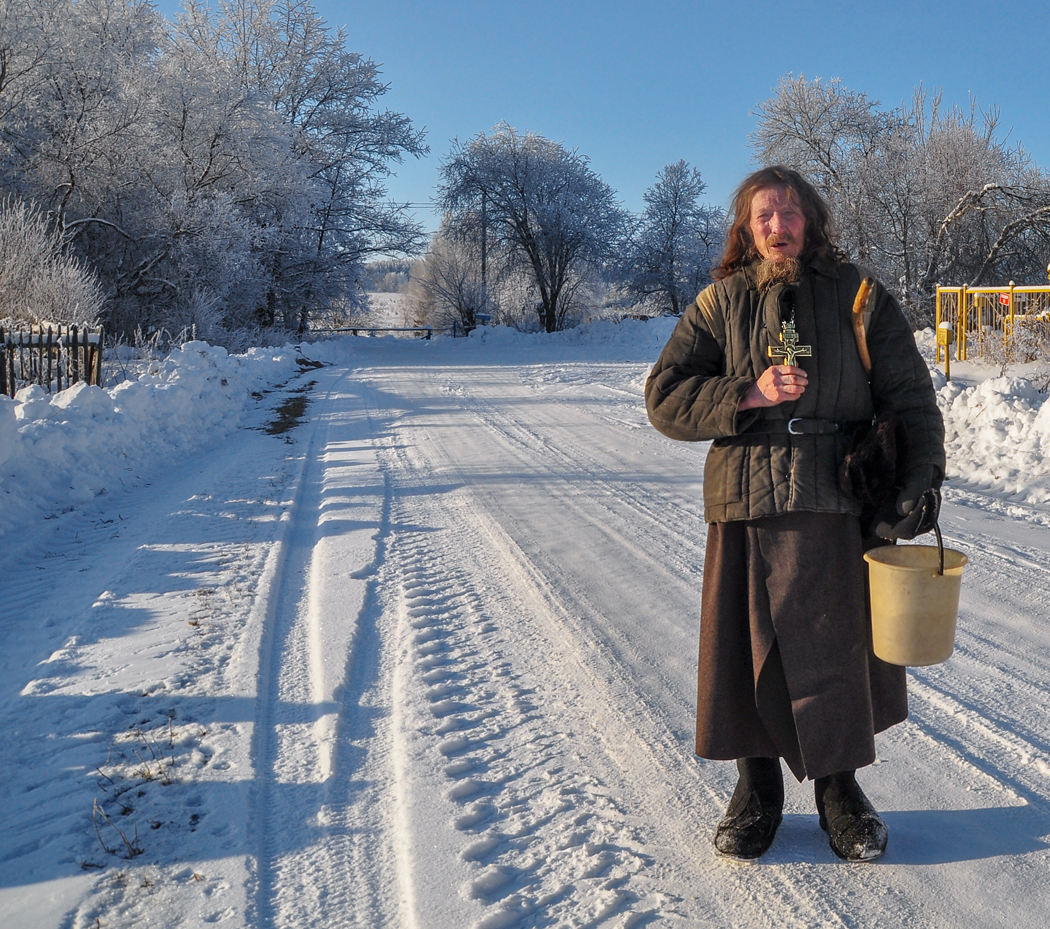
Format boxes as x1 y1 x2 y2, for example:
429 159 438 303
3 329 1050 927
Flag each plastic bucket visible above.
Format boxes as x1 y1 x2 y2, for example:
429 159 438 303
864 538 967 666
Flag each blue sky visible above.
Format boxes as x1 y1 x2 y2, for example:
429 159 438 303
154 1 1050 233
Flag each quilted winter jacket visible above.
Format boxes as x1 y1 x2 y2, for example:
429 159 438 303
645 259 945 523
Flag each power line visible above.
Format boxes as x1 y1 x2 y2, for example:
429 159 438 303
393 200 645 216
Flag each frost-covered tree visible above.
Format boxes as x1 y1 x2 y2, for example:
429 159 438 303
0 0 163 211
0 0 426 342
361 259 411 292
624 160 724 315
752 74 1050 322
438 125 628 333
410 226 488 331
176 0 429 333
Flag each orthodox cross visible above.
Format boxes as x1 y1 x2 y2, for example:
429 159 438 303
768 318 812 367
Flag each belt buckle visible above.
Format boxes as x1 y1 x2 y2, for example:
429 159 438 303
788 418 804 435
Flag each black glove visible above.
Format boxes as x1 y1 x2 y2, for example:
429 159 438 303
873 466 941 541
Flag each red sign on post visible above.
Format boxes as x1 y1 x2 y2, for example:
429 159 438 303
999 292 1011 305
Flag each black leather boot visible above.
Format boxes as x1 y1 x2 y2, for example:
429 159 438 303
713 757 784 860
814 770 888 861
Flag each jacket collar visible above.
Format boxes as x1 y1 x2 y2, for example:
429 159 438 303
806 256 842 279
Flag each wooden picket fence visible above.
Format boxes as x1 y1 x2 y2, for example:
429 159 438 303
1 324 104 397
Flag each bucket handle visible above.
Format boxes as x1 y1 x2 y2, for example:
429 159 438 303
924 489 944 576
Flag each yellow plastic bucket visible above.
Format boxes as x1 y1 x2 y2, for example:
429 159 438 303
864 541 968 666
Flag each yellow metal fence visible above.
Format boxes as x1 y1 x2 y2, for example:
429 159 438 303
935 284 1050 363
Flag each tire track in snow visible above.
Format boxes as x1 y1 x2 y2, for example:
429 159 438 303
904 674 1050 810
429 372 706 732
381 481 674 927
914 631 1050 768
890 500 1050 806
370 384 695 926
245 387 323 928
439 370 707 569
247 370 412 928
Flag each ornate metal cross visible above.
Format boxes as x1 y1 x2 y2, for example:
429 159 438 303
768 319 813 367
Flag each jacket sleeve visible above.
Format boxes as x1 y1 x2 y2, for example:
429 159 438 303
644 285 760 442
865 282 947 479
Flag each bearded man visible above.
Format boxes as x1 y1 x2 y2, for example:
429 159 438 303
645 166 945 861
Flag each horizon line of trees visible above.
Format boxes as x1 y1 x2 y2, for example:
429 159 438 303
5 11 1050 345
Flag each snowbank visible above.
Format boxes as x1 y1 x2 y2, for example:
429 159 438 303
939 374 1050 504
464 316 678 355
0 341 302 538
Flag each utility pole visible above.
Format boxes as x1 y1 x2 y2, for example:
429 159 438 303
480 189 488 317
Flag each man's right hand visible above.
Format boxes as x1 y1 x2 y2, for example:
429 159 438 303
739 365 808 411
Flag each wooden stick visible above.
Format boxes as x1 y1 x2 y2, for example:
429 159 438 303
852 277 874 375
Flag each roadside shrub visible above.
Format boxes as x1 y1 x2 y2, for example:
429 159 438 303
0 199 104 327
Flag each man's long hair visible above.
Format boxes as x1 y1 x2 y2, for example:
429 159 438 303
712 166 847 280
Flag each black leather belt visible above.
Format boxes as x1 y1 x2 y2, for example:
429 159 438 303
745 417 870 436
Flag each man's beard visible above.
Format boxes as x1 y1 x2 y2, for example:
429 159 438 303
756 256 802 293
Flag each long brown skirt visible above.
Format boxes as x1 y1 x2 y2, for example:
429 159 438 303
696 511 907 781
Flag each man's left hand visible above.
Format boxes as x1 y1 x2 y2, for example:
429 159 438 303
874 466 941 540
896 465 939 518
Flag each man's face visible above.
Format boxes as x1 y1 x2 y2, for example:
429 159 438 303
748 185 806 261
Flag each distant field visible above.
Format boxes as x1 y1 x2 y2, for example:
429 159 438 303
365 291 411 327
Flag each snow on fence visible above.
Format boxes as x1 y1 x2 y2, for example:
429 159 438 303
1 324 104 397
936 284 1050 364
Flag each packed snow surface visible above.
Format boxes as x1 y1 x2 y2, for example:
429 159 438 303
2 319 1050 928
